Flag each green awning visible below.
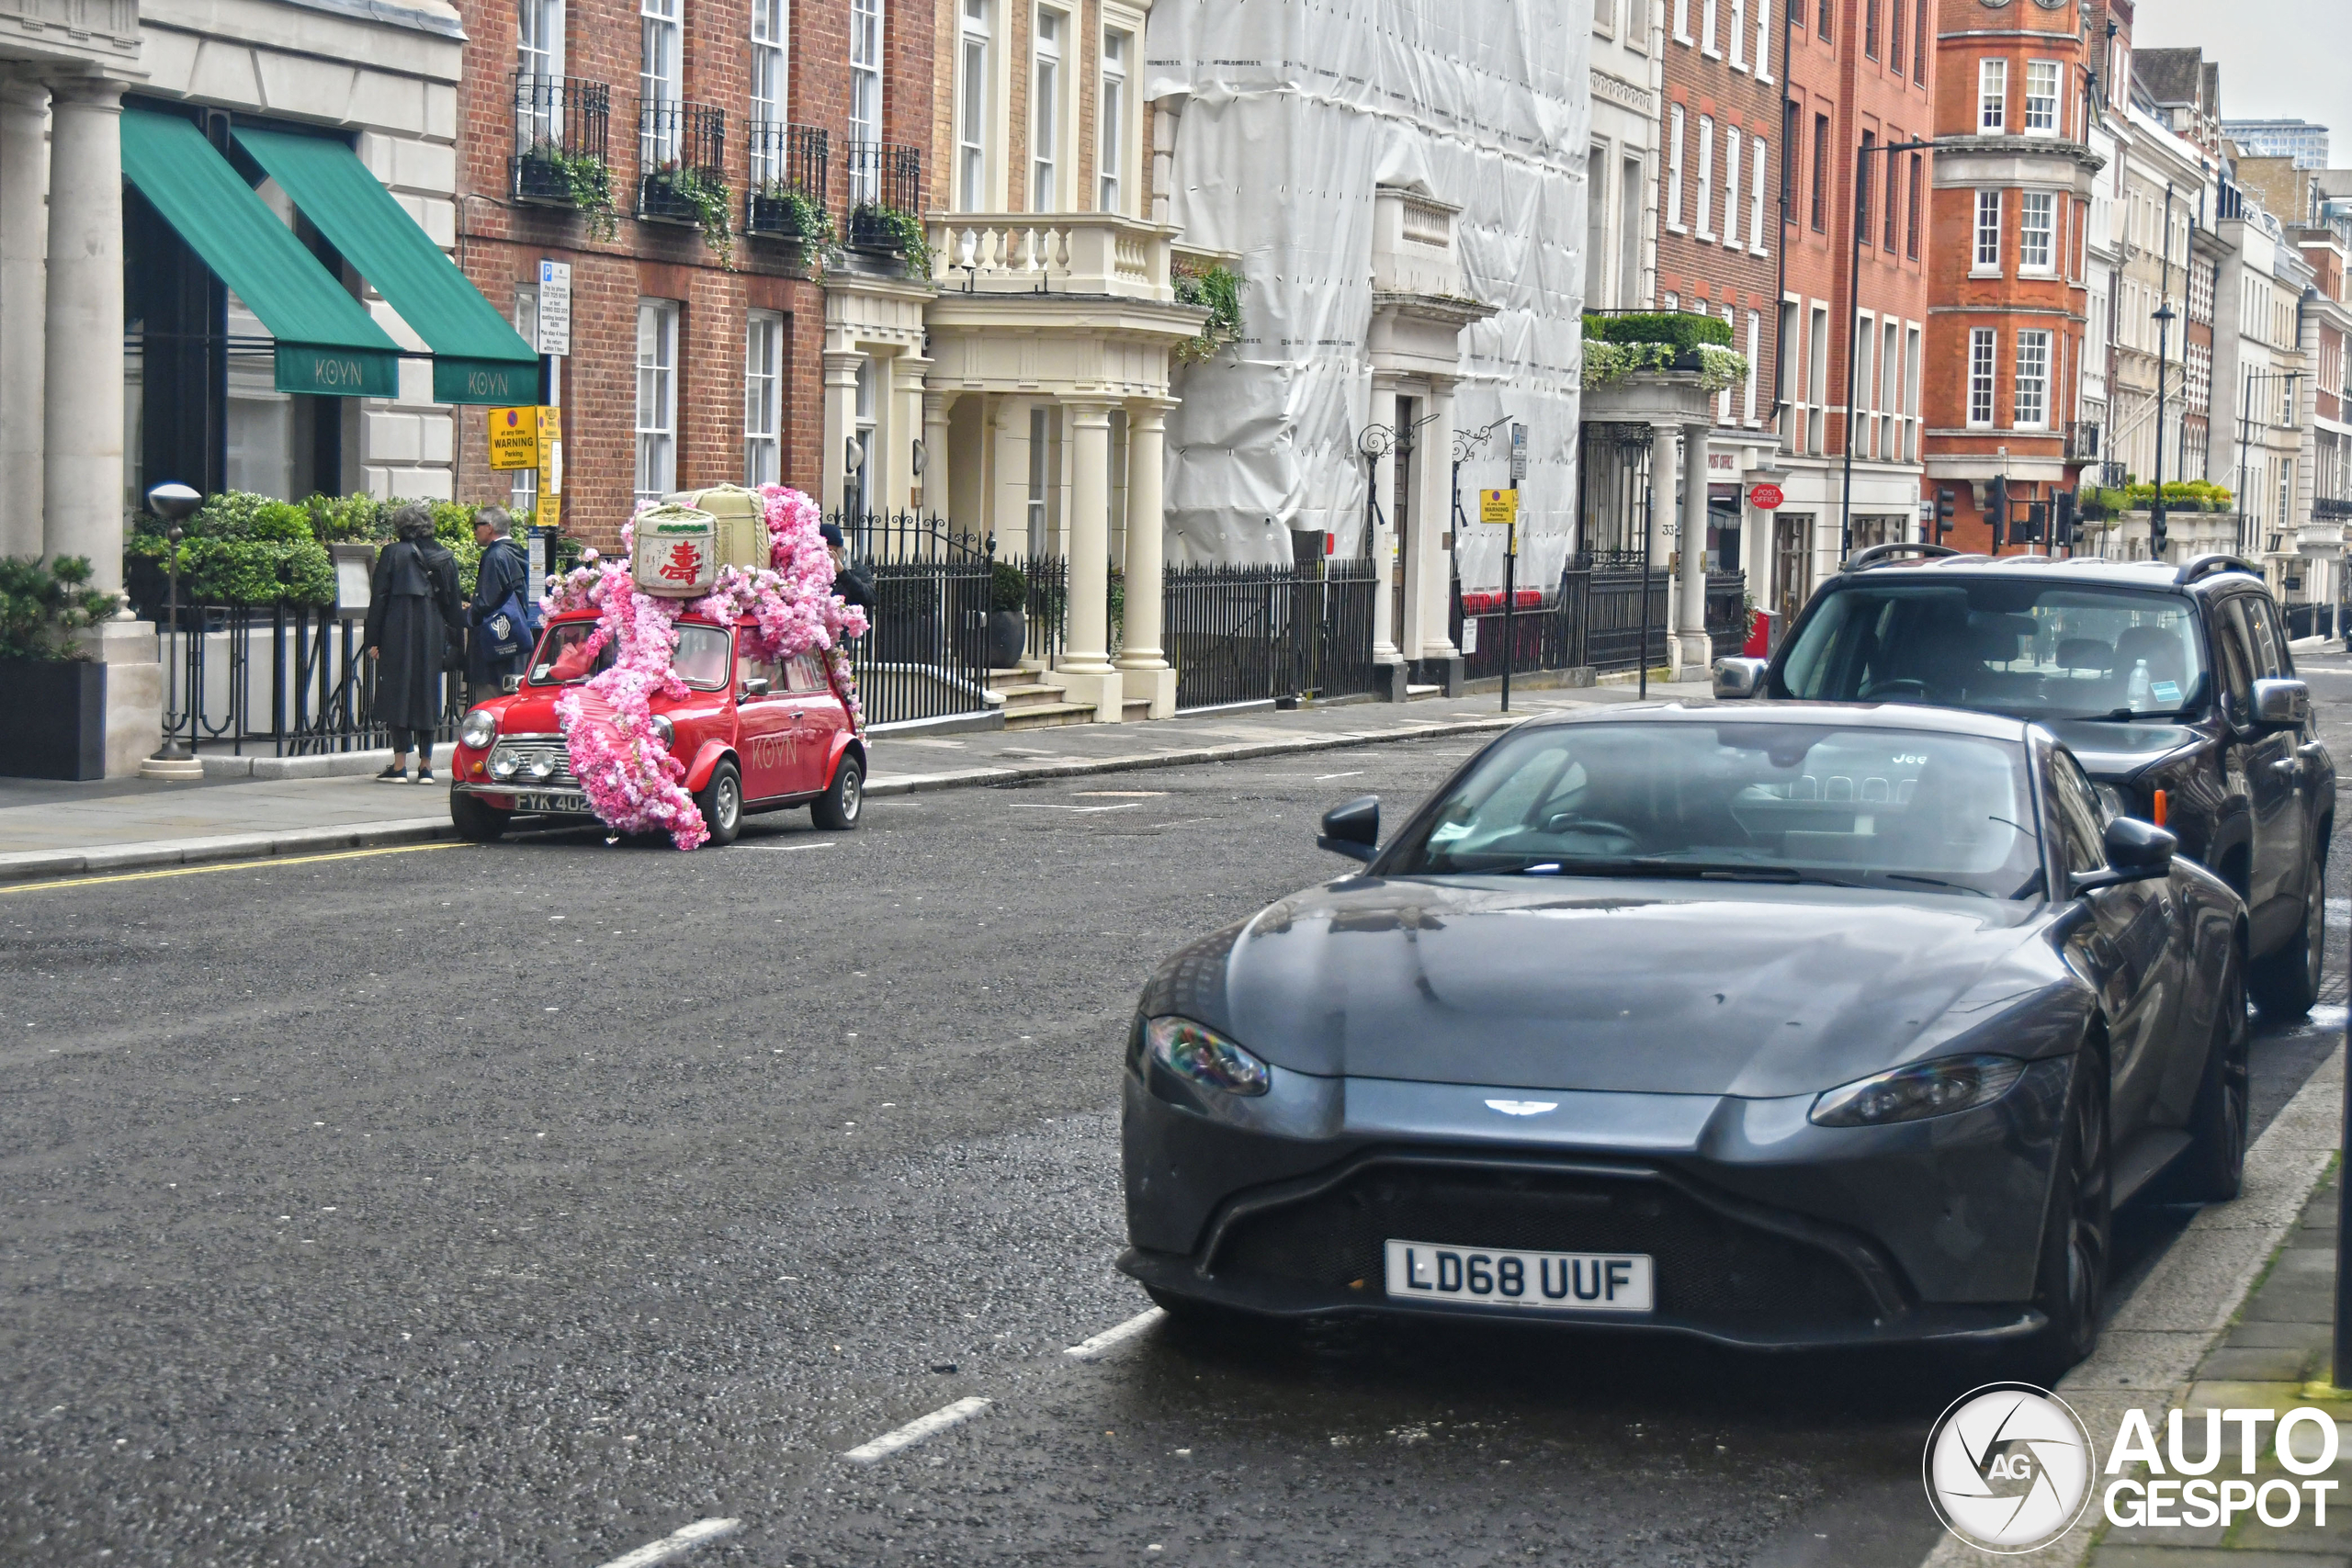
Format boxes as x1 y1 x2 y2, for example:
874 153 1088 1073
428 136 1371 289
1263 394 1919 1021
120 109 401 399
233 126 540 406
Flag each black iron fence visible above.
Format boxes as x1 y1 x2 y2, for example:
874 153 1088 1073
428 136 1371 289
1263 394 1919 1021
637 100 727 222
2284 601 2343 642
1451 558 1736 679
1165 558 1377 711
154 604 465 757
511 73 611 206
746 121 828 237
851 558 997 728
844 141 921 246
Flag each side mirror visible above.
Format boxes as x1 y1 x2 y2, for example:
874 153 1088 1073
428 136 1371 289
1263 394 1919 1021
1317 794 1380 863
2251 677 2310 729
1713 658 1768 700
2071 816 2177 895
501 672 523 694
741 676 772 698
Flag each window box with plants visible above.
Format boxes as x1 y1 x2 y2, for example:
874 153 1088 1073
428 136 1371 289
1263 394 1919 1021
1581 311 1747 393
746 185 833 246
0 555 120 780
512 144 619 240
639 164 736 265
847 204 931 275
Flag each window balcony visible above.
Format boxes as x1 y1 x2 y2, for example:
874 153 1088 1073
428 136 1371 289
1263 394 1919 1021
843 141 921 252
745 122 829 241
510 74 612 210
2064 419 2102 464
636 100 726 226
926 210 1178 302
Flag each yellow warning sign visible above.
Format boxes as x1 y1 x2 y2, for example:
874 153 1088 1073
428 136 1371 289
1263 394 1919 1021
1479 488 1519 525
488 406 538 470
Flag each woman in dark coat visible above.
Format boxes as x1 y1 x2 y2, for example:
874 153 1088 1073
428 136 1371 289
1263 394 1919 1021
364 504 461 784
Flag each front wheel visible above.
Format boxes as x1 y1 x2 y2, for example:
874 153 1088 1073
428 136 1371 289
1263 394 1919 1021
2011 1046 2113 1383
695 760 742 848
448 789 509 843
2249 854 2324 1021
811 751 864 830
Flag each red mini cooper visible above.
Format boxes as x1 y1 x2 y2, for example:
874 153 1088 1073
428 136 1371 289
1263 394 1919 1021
447 607 865 845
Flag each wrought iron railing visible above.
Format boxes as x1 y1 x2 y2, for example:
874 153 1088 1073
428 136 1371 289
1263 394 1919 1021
746 122 829 238
852 558 997 728
636 100 726 223
1446 559 1733 680
153 604 465 757
2315 496 2352 522
511 73 612 207
1165 558 1377 711
844 141 922 248
2064 419 2102 464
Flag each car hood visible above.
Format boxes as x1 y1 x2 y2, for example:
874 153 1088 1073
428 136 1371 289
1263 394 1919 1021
487 688 569 735
2041 718 2205 780
1153 877 2078 1098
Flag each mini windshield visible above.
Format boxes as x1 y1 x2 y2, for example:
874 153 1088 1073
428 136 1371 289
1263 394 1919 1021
1777 581 2208 721
1381 722 2043 898
529 622 615 685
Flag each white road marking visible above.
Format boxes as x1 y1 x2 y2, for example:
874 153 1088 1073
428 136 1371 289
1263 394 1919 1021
843 1395 992 1463
1065 1307 1166 1360
1316 770 1365 781
593 1517 742 1568
1006 802 1145 813
741 840 839 852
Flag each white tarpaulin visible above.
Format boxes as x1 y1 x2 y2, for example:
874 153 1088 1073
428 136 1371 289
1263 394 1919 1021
1148 0 1589 587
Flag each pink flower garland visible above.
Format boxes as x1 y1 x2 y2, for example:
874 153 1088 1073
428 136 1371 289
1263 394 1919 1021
542 488 868 851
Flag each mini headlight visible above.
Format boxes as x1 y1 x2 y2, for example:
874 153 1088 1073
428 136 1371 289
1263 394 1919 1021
488 753 518 779
528 757 556 781
650 714 675 747
1809 1054 2027 1127
458 708 497 750
1145 1016 1272 1097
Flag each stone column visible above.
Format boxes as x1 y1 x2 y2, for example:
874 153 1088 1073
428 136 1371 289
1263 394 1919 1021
43 78 125 591
993 395 1032 558
0 78 47 560
1408 377 1460 686
1059 399 1120 720
922 389 953 520
1368 375 1401 666
820 349 864 518
886 351 929 514
1647 421 1679 675
1676 420 1712 671
1116 400 1174 717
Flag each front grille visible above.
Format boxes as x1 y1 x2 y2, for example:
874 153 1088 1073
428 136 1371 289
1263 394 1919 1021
1211 1163 1879 1325
488 737 577 788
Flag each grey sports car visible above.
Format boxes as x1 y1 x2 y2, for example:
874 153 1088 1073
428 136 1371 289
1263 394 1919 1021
1119 703 2248 1373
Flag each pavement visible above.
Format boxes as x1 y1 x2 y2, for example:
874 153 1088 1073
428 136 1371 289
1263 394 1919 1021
0 675 1711 885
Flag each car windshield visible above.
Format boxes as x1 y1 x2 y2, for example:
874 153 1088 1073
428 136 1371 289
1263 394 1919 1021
1777 580 2208 721
1381 721 2043 898
529 622 615 685
673 626 730 691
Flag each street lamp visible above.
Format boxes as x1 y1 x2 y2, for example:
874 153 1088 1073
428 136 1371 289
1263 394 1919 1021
140 481 203 782
1840 137 1937 559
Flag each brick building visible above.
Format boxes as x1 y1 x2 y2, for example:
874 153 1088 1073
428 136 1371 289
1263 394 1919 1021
1771 0 1933 617
1923 0 2102 555
450 0 937 548
1653 0 1781 593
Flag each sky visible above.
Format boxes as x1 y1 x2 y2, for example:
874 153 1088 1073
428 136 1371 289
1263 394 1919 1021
2133 0 2352 163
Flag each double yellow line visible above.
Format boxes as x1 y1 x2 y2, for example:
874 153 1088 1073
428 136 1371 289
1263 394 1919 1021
1 841 464 895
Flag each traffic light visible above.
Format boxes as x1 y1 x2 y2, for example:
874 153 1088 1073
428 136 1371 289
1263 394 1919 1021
2025 501 2048 544
2055 491 2078 551
2151 504 2169 558
1936 489 1956 538
1989 477 2009 548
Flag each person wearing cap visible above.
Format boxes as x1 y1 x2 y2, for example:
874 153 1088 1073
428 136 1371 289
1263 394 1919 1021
820 523 874 614
467 506 535 698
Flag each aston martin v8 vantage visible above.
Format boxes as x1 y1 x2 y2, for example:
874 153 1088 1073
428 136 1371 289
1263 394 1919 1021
1118 704 2248 1373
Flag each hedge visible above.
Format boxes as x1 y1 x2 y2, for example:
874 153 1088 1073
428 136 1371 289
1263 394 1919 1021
1583 311 1736 353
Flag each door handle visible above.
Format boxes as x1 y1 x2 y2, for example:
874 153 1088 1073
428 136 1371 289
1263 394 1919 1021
2272 758 2303 781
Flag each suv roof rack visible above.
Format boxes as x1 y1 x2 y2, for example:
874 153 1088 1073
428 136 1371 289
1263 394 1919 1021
2174 554 2263 588
1843 543 1962 573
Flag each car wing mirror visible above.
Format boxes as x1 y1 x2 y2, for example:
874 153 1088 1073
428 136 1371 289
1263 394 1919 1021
741 676 772 698
502 672 523 694
2070 816 2177 895
1317 794 1380 863
1713 657 1767 700
2251 677 2310 729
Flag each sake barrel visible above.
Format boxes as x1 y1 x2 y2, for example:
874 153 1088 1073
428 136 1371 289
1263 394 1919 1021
632 504 719 597
667 483 769 570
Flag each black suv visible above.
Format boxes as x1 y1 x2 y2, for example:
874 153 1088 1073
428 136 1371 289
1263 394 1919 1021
1715 547 2334 1017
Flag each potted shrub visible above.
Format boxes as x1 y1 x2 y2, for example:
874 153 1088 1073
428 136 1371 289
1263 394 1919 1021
988 559 1027 669
0 555 120 780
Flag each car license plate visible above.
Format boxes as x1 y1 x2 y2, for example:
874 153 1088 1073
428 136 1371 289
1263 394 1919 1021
1383 1239 1654 1314
511 790 586 813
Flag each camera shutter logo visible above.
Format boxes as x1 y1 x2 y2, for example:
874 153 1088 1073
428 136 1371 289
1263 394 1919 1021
1923 1384 2093 1552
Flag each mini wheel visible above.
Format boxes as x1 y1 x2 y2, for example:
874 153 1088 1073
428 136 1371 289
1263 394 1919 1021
449 789 509 843
812 751 864 830
695 759 743 847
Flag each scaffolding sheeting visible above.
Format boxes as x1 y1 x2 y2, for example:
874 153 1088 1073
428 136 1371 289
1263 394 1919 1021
1147 0 1590 587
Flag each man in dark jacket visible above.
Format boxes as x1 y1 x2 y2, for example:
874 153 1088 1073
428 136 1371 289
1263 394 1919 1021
468 507 535 697
365 504 460 784
820 523 873 615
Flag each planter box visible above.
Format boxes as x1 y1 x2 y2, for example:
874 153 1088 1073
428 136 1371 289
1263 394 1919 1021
510 153 576 206
638 174 708 226
745 193 821 242
0 658 105 779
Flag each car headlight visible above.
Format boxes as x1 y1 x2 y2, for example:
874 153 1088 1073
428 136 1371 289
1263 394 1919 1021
2092 783 2130 821
1145 1017 1272 1097
488 751 519 780
650 714 674 747
1809 1054 2027 1127
458 708 497 750
527 757 556 781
